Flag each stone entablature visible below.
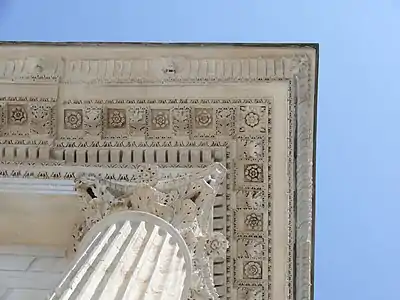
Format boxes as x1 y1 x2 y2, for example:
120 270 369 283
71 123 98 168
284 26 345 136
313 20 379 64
0 42 318 300
0 51 300 84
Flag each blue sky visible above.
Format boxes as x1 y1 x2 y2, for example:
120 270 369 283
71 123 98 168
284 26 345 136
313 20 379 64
1 1 399 299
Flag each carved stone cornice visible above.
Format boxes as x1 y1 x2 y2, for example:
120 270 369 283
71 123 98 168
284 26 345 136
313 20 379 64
292 54 315 300
0 53 309 85
0 43 318 300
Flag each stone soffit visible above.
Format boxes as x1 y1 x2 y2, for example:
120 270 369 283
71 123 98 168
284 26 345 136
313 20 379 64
0 42 318 300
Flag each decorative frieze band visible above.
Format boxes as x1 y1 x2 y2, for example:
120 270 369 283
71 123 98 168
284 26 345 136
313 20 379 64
0 97 271 143
64 57 294 83
0 46 316 300
0 55 308 84
294 55 315 300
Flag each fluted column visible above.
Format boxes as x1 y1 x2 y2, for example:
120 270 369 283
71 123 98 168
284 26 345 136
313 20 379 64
59 163 228 300
49 211 191 300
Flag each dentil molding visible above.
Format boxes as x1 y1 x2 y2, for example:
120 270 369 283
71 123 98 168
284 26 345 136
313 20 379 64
0 42 317 300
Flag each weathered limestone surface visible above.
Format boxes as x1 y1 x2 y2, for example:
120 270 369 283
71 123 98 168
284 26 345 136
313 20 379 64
0 42 318 300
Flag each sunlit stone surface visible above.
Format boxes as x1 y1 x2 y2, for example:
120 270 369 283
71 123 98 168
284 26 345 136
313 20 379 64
0 42 317 300
49 212 191 300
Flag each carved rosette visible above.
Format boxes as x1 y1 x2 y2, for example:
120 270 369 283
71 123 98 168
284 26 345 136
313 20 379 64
0 46 317 300
72 162 228 300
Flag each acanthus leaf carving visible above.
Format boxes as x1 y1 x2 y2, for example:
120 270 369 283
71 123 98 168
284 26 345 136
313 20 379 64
83 106 103 137
0 48 316 300
73 162 229 300
29 103 55 136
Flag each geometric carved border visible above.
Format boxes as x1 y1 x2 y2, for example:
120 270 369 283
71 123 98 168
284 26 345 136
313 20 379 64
0 98 273 300
1 101 283 300
0 43 317 300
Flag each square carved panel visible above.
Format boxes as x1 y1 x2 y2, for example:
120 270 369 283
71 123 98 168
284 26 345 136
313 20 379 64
64 109 83 130
7 104 28 125
0 44 317 300
0 98 57 138
107 108 127 129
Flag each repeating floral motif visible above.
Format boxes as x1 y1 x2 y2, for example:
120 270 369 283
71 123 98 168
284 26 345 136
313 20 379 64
245 111 260 128
244 213 264 231
191 107 216 138
1 100 273 299
1 98 274 300
7 105 28 125
107 108 126 128
45 101 271 143
194 108 213 128
244 164 264 183
243 261 263 279
0 101 57 137
0 49 316 300
151 109 170 130
64 109 83 130
238 106 267 134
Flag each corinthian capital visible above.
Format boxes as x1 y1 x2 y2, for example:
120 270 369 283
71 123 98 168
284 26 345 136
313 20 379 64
71 163 228 300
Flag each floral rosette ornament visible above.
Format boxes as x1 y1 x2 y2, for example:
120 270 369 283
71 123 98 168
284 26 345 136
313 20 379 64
205 232 229 259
